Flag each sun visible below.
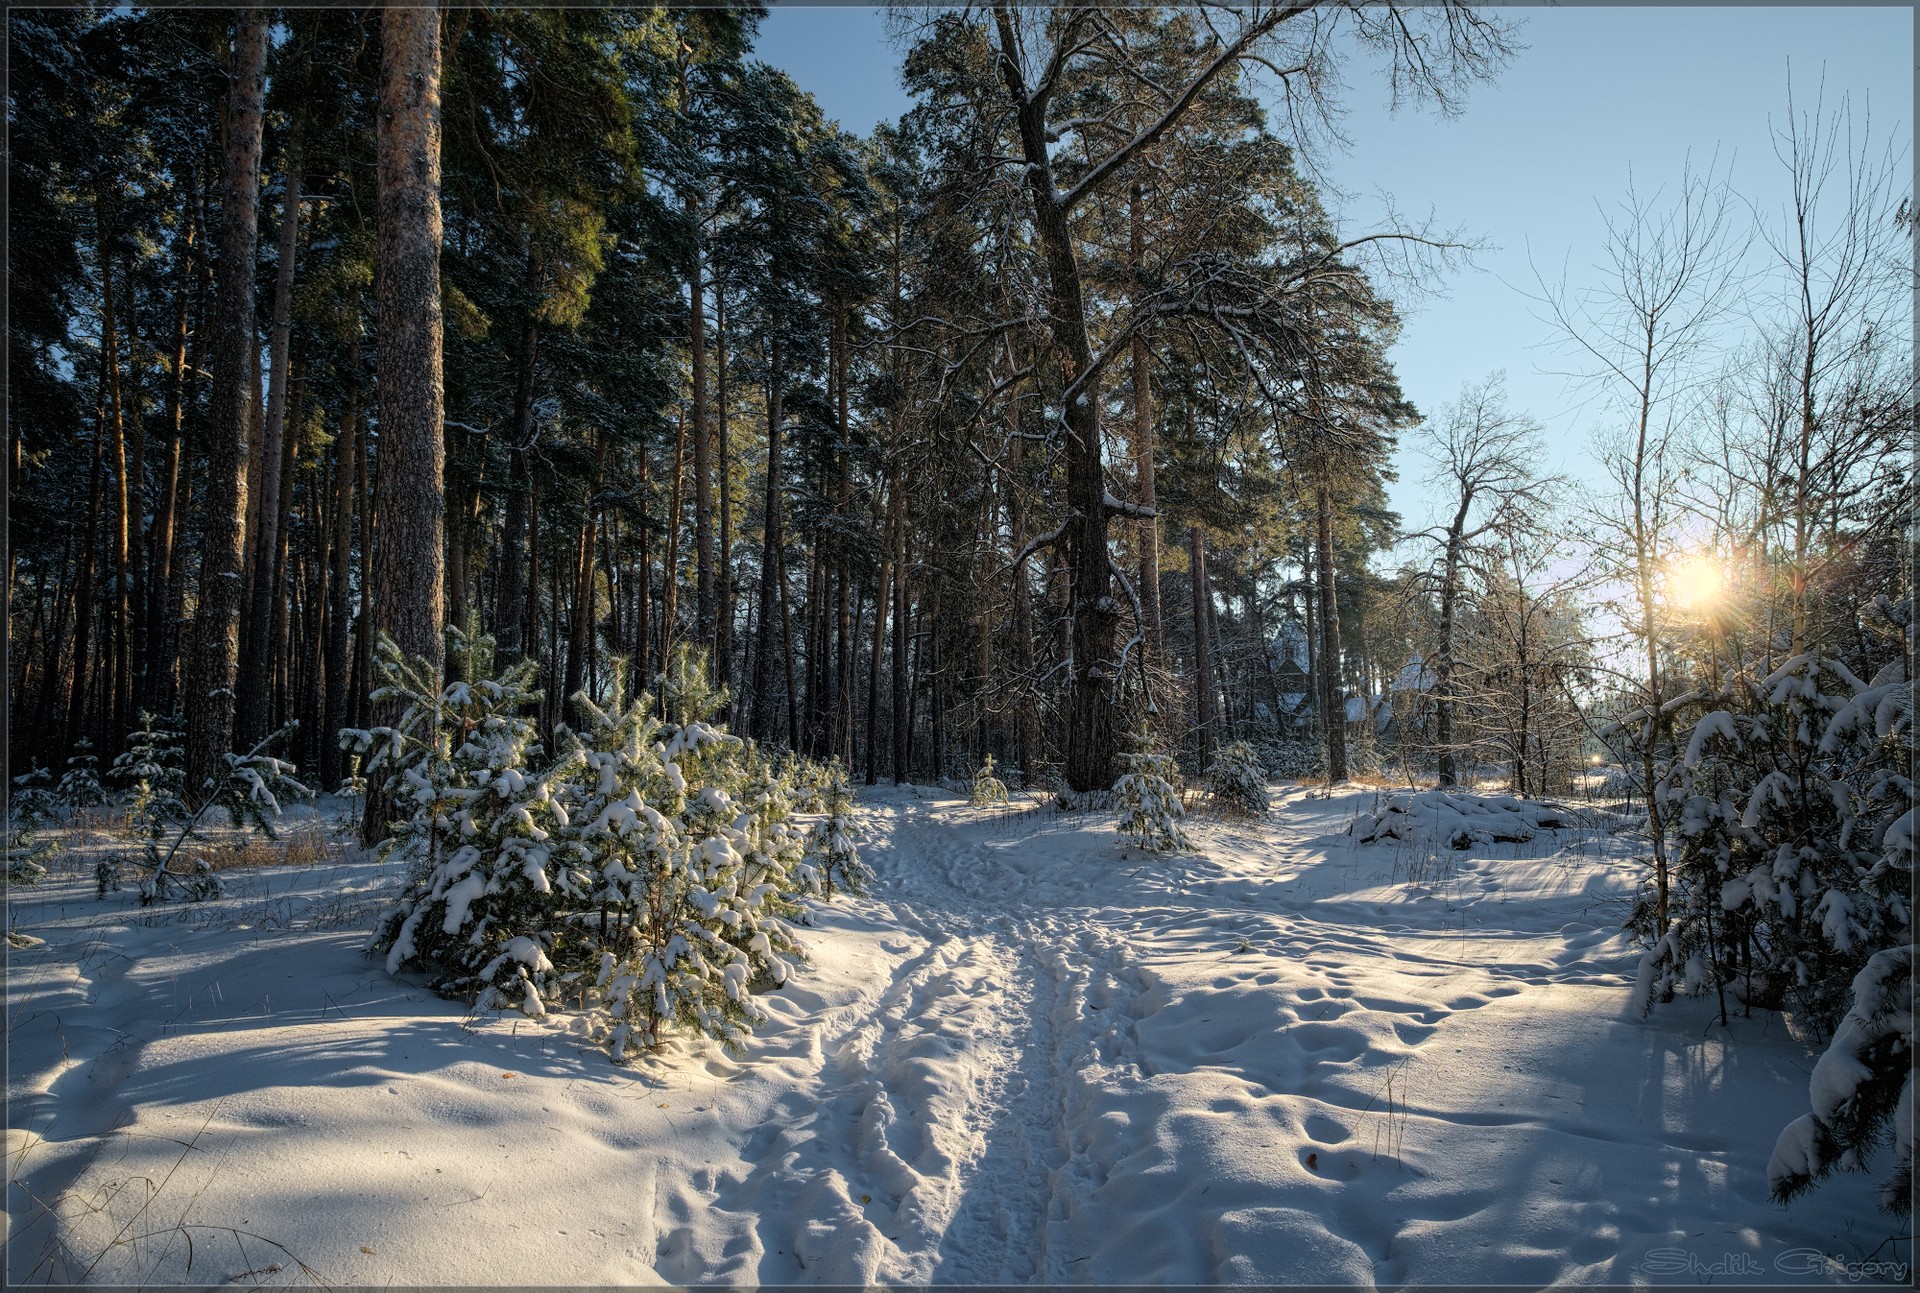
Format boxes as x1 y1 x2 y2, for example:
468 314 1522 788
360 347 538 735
1666 552 1726 610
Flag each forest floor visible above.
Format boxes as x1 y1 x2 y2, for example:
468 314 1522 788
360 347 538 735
5 783 1907 1287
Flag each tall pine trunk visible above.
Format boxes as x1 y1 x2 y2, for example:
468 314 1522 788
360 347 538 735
321 397 359 786
1130 186 1163 680
751 335 784 742
690 235 714 651
495 256 540 665
237 143 300 746
363 0 446 844
1190 525 1214 770
186 10 267 799
1314 481 1348 782
714 279 733 693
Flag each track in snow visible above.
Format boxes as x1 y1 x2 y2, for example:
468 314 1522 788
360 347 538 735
691 794 1158 1285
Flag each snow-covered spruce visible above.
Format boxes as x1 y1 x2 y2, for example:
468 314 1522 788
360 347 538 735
358 626 584 1019
560 649 812 1058
1206 740 1270 817
969 753 1009 807
808 759 870 898
110 710 188 836
1640 648 1914 1028
1768 945 1914 1216
1115 753 1195 854
56 740 104 809
362 633 818 1058
6 765 58 884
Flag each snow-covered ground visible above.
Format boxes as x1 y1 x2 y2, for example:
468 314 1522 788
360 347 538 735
6 784 1906 1286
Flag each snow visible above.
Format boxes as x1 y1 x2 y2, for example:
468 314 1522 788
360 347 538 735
6 787 1901 1286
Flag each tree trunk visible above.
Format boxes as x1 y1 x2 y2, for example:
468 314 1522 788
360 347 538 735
322 397 359 787
778 545 800 748
889 466 910 782
1314 481 1348 782
186 9 267 799
237 142 301 747
363 0 446 845
1008 432 1039 786
1189 525 1215 770
267 361 302 733
97 198 133 747
495 257 541 665
150 180 196 722
690 234 714 651
866 540 889 785
1130 186 1163 679
564 437 609 716
714 279 733 694
1433 491 1471 787
68 402 106 752
658 406 687 675
996 14 1117 792
751 335 784 741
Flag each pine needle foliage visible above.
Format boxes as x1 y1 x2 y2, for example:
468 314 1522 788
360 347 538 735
1207 740 1271 817
1115 752 1195 854
809 759 870 897
970 753 1009 807
362 634 823 1058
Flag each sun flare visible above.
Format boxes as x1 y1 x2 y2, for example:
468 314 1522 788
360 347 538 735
1666 552 1726 610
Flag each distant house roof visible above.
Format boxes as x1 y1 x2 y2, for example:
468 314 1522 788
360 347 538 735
1392 653 1436 693
1268 621 1310 673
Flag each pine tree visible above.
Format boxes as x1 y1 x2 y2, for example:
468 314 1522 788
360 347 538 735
362 622 580 1016
808 759 869 897
563 645 811 1056
56 740 105 808
1115 751 1194 854
1639 649 1913 1029
1207 740 1270 817
4 765 56 885
1768 945 1914 1217
969 753 1009 808
110 710 188 834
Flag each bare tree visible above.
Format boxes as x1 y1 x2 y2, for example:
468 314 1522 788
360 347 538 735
1457 507 1595 797
1411 373 1551 786
1749 75 1911 653
1531 157 1745 935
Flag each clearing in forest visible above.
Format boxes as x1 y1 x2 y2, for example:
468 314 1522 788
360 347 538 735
4 785 1897 1286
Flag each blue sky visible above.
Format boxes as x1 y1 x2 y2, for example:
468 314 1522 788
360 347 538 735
756 4 1913 534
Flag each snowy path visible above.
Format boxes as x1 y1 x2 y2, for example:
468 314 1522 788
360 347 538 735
686 796 1162 1285
6 786 1908 1287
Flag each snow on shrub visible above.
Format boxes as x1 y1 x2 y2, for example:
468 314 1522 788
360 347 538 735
809 759 870 898
1207 740 1270 817
1768 945 1913 1217
1641 648 1913 1028
362 632 823 1058
110 711 188 835
561 647 813 1057
1115 753 1194 854
56 740 104 808
6 765 58 885
358 626 581 1018
1349 789 1571 849
969 753 1009 807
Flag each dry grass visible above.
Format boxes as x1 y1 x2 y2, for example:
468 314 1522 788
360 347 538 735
185 822 343 873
